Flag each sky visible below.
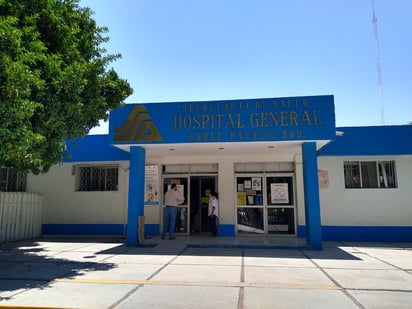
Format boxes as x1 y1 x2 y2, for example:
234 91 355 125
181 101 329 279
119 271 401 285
79 0 412 134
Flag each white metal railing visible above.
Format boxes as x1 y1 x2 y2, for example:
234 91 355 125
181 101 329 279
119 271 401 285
0 192 43 243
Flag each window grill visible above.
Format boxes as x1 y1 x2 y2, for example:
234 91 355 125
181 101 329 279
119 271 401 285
344 161 397 189
76 166 119 191
0 168 27 192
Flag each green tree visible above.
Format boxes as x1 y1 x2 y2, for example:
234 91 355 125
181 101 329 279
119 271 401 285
0 0 133 174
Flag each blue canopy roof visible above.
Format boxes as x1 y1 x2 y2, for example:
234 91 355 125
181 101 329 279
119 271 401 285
64 135 129 162
318 125 412 156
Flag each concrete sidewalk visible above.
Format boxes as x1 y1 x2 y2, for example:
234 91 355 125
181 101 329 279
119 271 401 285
0 236 411 308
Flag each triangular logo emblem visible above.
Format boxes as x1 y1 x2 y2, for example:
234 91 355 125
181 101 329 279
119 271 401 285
115 105 163 142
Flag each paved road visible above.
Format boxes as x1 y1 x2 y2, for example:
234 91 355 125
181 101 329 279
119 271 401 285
0 236 411 308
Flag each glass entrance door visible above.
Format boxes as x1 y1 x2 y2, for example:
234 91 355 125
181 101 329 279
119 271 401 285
162 177 188 234
266 175 295 234
189 176 217 234
236 174 296 235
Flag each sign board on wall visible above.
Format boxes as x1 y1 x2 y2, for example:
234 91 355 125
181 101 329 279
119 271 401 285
109 95 335 145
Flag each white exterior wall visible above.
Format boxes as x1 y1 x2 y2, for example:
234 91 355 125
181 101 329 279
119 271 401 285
28 149 306 231
318 156 412 226
27 161 130 226
150 149 303 229
294 154 306 227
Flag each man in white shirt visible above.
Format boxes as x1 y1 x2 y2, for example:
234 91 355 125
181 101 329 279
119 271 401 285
208 192 219 237
161 184 185 240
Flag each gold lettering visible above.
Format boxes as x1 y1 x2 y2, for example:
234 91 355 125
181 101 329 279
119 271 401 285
303 99 308 107
215 114 223 129
260 112 269 128
174 116 182 130
282 130 300 138
192 115 201 129
289 111 298 126
312 110 322 125
286 99 291 108
226 114 236 128
261 100 267 109
250 113 258 127
301 110 312 125
236 113 245 128
280 111 289 126
183 115 192 129
269 112 279 126
201 115 209 129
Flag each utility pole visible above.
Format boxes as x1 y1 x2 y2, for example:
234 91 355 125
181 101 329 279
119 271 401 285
371 0 385 125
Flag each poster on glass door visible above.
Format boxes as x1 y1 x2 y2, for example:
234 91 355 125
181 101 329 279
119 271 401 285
145 165 159 205
271 183 289 204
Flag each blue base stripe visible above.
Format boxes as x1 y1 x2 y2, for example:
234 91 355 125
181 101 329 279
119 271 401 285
144 224 160 235
219 224 236 236
42 224 411 242
298 225 412 242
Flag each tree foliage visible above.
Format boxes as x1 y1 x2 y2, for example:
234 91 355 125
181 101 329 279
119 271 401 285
0 0 133 174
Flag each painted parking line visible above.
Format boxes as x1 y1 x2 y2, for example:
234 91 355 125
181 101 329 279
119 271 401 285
0 304 65 309
53 278 340 290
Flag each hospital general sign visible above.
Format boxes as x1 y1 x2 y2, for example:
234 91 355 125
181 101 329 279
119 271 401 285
109 95 335 144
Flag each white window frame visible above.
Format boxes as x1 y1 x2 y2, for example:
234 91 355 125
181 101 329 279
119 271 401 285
344 160 397 189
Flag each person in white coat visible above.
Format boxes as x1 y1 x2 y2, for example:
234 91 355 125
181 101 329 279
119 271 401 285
208 192 219 237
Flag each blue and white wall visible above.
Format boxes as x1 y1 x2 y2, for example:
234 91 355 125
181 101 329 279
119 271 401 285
25 100 412 243
27 135 312 238
27 135 131 235
318 125 412 241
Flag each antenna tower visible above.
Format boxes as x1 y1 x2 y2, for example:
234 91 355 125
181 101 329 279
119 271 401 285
371 0 385 124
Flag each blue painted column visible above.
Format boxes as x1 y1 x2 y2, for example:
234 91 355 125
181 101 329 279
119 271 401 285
302 142 322 250
126 146 146 246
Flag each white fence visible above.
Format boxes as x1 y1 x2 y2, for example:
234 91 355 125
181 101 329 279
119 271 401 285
0 192 43 243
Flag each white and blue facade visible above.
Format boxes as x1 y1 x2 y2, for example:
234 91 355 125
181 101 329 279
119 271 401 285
27 96 412 248
317 125 412 242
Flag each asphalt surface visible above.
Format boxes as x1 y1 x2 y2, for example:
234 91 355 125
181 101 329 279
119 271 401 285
0 236 411 308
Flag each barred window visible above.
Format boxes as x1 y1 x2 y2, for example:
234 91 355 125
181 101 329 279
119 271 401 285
76 166 118 191
344 161 397 189
0 168 27 192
